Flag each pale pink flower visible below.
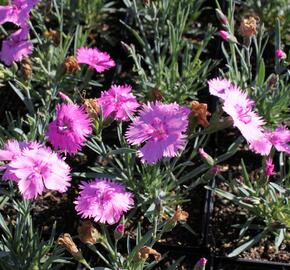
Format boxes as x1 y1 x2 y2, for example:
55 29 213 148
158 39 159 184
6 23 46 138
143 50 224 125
76 47 115 73
266 125 290 154
74 179 134 225
0 26 33 65
4 144 71 199
222 86 272 155
264 158 275 177
126 102 189 164
208 77 235 100
98 84 139 121
219 30 230 41
47 103 92 154
275 49 286 59
0 0 38 26
0 140 41 181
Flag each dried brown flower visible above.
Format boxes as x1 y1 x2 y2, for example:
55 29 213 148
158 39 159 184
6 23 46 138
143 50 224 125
21 57 32 79
83 98 100 118
43 30 60 45
78 220 100 245
138 246 161 262
191 101 211 128
239 16 258 37
57 233 83 259
64 56 80 73
172 206 189 222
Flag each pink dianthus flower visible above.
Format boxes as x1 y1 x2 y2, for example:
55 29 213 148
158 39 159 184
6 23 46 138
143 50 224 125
0 140 40 181
0 0 38 26
125 102 190 164
76 47 115 73
74 179 134 224
47 103 92 155
222 87 271 155
98 84 139 121
0 142 71 199
266 125 290 154
0 26 33 65
208 77 234 100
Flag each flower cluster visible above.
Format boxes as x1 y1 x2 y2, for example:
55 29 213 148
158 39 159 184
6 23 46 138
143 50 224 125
0 140 71 199
74 178 134 224
0 0 38 65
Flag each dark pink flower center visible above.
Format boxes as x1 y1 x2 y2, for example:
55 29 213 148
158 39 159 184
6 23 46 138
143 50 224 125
235 104 252 124
149 117 168 141
57 117 72 133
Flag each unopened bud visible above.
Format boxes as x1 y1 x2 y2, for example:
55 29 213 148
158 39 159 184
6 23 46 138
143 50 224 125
219 30 237 43
59 91 73 103
215 9 228 25
198 148 215 166
193 257 208 270
114 224 125 240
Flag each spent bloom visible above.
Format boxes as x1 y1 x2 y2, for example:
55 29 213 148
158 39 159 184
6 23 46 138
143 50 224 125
0 26 33 65
76 47 115 73
74 179 134 224
98 84 139 121
126 102 190 164
0 143 71 199
276 49 286 59
239 16 258 37
266 125 290 154
0 0 38 26
264 158 275 177
47 103 92 154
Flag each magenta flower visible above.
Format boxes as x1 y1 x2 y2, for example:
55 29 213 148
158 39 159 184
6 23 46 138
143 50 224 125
275 49 286 59
0 26 33 65
208 77 234 99
98 84 139 121
74 179 134 224
0 143 71 199
76 47 115 73
219 30 230 41
0 140 40 181
126 102 190 164
222 86 272 155
264 158 275 177
47 103 92 154
266 125 290 154
0 0 38 26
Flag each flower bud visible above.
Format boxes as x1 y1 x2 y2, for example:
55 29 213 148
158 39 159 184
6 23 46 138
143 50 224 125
215 9 228 25
114 224 125 240
78 220 101 245
219 30 230 41
275 49 286 59
198 148 215 166
193 257 208 270
58 91 73 103
57 233 83 260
